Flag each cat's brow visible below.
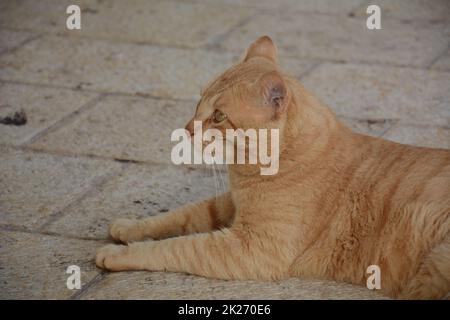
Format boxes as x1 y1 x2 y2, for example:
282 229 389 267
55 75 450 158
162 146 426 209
194 94 219 116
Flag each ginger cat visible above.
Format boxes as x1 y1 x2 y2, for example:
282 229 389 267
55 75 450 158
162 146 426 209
95 36 450 299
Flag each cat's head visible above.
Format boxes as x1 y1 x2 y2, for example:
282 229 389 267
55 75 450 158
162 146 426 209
182 36 295 175
185 36 290 136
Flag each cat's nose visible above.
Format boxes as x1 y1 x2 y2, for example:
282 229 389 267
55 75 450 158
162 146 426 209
185 119 195 137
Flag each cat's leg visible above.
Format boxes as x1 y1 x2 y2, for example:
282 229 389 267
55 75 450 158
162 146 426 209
96 227 287 280
109 193 235 243
398 234 450 299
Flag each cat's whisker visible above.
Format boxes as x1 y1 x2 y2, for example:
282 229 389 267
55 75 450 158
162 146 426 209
213 161 225 195
211 161 219 199
217 163 227 192
214 161 223 193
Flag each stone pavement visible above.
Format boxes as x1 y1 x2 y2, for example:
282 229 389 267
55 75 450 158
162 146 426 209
0 0 449 299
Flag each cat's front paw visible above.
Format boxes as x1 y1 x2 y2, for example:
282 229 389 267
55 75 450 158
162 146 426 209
109 218 142 243
95 244 128 271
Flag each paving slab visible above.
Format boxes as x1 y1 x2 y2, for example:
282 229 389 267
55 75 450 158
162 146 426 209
302 63 450 127
0 146 121 230
194 0 365 15
0 230 102 299
0 0 252 48
280 58 316 78
431 49 450 72
78 271 387 299
383 124 450 149
0 29 34 55
30 95 196 163
44 164 227 239
0 36 313 100
338 116 396 137
353 0 450 21
0 83 97 145
0 36 233 99
220 13 448 67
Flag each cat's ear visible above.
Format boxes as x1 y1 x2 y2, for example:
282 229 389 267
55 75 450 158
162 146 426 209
258 71 288 114
243 36 278 64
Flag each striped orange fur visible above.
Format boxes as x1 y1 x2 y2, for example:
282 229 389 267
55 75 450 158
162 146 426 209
96 36 450 299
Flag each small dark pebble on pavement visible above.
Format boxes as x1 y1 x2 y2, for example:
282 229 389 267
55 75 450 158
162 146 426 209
0 109 27 126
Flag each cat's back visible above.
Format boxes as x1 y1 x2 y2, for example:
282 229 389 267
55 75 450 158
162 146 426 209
352 133 450 204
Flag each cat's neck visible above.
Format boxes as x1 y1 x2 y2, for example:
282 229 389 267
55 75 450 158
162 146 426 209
283 79 346 164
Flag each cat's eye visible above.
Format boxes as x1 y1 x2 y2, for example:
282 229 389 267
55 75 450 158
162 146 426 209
212 109 227 123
